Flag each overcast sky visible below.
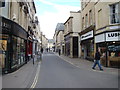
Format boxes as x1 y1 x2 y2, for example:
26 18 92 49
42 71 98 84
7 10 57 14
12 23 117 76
35 0 81 39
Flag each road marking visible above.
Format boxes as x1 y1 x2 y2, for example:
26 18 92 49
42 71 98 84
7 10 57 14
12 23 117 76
30 61 41 89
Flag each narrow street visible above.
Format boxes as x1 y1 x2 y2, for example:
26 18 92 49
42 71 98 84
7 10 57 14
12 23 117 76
2 52 119 88
35 52 118 88
1 0 120 90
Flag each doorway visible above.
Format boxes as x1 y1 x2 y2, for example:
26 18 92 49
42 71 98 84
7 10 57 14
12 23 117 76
73 37 78 58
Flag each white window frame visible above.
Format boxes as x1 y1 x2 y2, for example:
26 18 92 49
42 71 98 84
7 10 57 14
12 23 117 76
109 2 120 24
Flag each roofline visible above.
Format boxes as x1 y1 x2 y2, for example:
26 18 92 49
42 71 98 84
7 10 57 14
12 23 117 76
56 30 64 36
64 17 73 25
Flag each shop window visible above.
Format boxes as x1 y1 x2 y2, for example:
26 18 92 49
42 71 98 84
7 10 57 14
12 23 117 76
86 40 94 58
108 44 120 57
0 34 8 69
12 36 18 69
17 37 21 65
20 39 25 64
81 46 84 57
110 3 120 24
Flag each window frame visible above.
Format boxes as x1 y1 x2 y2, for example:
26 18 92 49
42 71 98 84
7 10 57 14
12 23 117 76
109 2 120 25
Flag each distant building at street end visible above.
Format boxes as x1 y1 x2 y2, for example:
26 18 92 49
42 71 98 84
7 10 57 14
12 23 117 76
53 23 65 55
48 39 54 52
42 34 48 51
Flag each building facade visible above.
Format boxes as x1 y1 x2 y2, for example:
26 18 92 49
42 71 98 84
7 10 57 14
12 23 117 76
53 23 64 54
80 0 120 67
48 39 54 52
42 34 48 51
56 23 65 55
80 1 95 61
64 11 81 58
94 1 120 67
32 16 41 59
0 0 38 73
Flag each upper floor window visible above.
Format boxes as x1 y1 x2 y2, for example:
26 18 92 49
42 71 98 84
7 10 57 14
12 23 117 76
110 3 120 24
85 14 88 28
0 1 5 7
98 9 102 28
89 10 92 26
82 17 85 30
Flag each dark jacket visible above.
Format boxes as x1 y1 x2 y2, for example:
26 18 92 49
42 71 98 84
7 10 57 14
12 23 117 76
95 52 101 60
41 48 43 53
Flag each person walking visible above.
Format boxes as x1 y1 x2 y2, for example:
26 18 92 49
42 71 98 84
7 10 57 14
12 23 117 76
32 54 35 65
58 49 61 56
41 48 43 54
92 48 103 71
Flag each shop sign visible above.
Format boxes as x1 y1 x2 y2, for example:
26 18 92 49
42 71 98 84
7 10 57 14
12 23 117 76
81 30 93 41
106 31 120 41
95 33 105 43
2 22 11 29
95 31 120 43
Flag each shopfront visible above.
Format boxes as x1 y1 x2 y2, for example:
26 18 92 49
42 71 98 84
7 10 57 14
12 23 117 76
65 35 70 56
95 31 120 67
80 30 94 61
1 17 27 73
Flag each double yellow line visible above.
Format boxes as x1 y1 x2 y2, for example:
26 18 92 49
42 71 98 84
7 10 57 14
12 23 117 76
30 61 41 89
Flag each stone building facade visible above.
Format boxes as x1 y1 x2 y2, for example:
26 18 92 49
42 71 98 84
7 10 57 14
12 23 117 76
64 11 81 58
80 0 120 67
0 0 41 73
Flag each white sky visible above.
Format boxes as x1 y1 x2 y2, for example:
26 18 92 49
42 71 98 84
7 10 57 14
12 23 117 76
35 0 81 39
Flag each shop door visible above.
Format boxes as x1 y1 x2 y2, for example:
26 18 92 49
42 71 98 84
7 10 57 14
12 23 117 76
73 37 78 58
0 35 9 73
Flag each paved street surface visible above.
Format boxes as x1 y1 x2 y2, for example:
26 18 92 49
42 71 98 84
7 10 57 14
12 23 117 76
2 56 40 88
35 52 119 88
2 52 119 88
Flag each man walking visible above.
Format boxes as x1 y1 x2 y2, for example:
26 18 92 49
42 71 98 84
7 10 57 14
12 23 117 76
58 49 61 56
92 48 103 71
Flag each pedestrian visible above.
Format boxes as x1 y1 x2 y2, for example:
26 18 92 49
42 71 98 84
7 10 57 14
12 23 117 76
92 48 103 71
41 48 43 53
32 54 35 65
58 49 61 55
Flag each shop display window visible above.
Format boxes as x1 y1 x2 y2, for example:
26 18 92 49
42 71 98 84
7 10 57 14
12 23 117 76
97 42 120 67
12 36 26 68
12 36 18 68
81 46 84 57
108 44 120 57
20 39 25 64
0 34 8 69
0 40 7 68
17 37 21 65
86 40 94 58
